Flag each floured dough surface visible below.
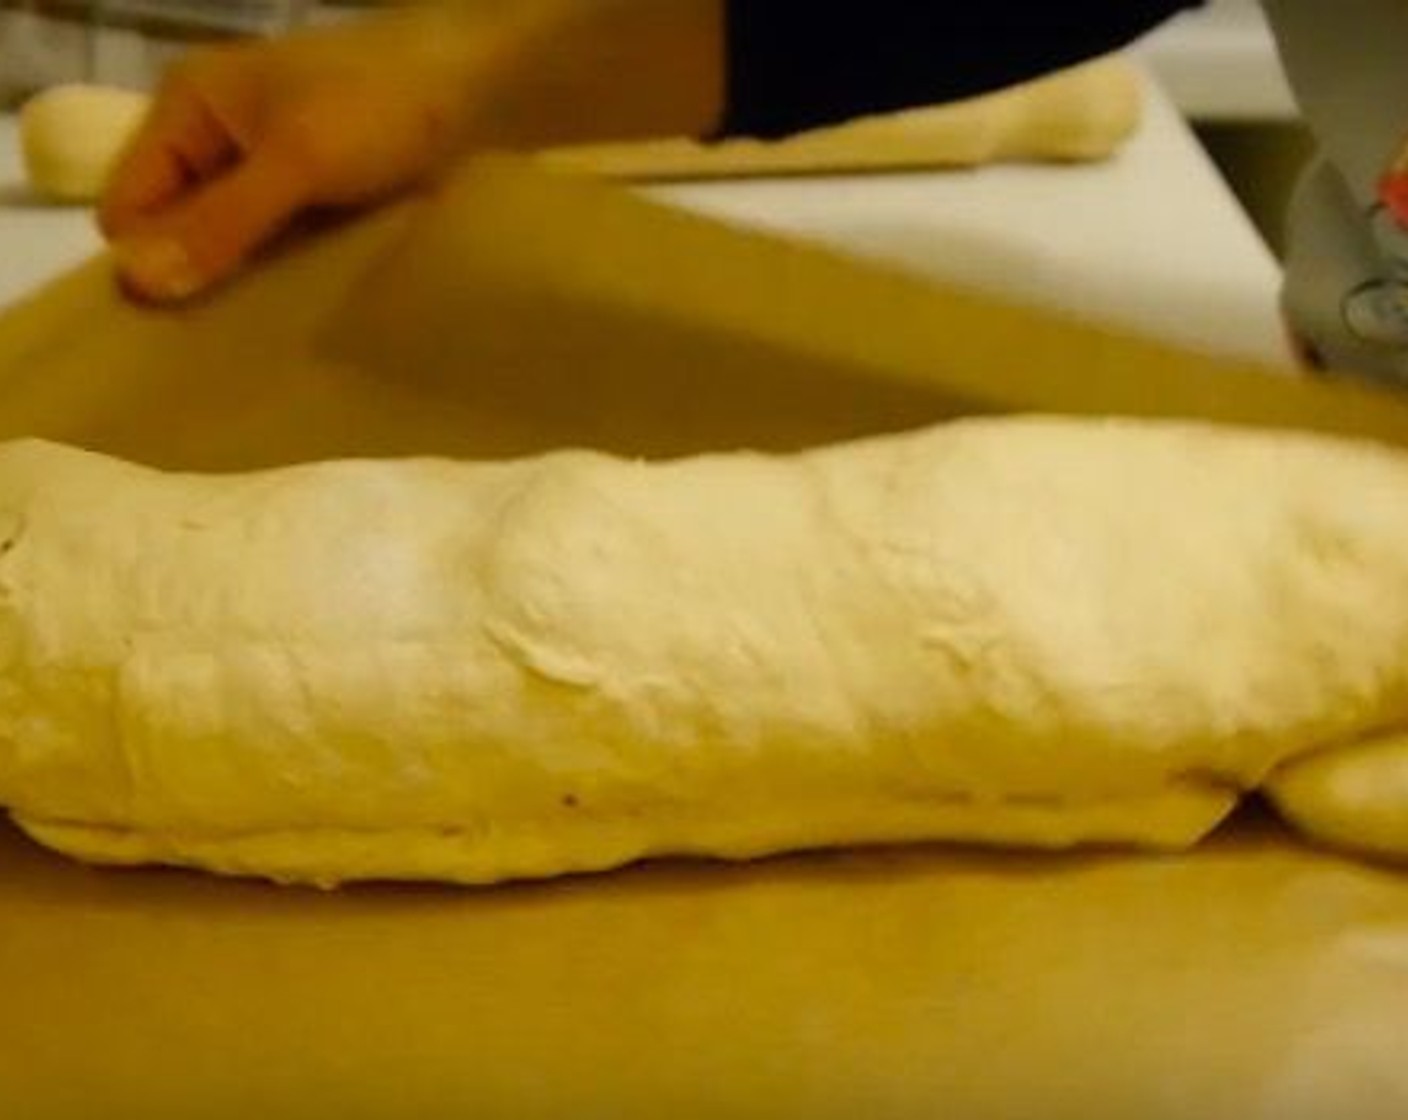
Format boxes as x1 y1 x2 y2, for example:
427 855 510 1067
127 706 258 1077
2 416 1408 886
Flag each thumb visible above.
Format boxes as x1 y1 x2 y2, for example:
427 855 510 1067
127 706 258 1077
113 146 311 303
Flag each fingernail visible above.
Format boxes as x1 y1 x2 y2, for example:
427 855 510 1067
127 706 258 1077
115 237 203 302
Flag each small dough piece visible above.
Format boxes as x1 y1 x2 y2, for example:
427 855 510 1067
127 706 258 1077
1268 736 1408 864
4 417 1408 887
19 84 152 204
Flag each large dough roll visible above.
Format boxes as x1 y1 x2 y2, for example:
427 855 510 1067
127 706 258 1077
2 416 1408 886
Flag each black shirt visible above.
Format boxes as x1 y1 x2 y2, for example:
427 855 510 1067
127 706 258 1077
721 1 1203 137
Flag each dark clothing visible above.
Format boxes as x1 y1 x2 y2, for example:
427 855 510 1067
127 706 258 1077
721 1 1203 137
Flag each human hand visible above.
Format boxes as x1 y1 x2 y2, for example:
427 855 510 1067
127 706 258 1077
98 5 547 302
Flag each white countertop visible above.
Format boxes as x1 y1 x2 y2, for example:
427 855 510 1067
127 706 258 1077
0 136 105 308
649 74 1289 365
0 70 1289 365
1137 0 1299 122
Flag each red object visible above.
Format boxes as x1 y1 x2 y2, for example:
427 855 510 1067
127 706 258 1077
1379 172 1408 227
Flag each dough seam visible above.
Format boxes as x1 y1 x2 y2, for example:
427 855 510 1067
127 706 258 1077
14 776 1232 887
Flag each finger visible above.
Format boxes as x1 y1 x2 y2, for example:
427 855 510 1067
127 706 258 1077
98 85 239 239
113 147 310 303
